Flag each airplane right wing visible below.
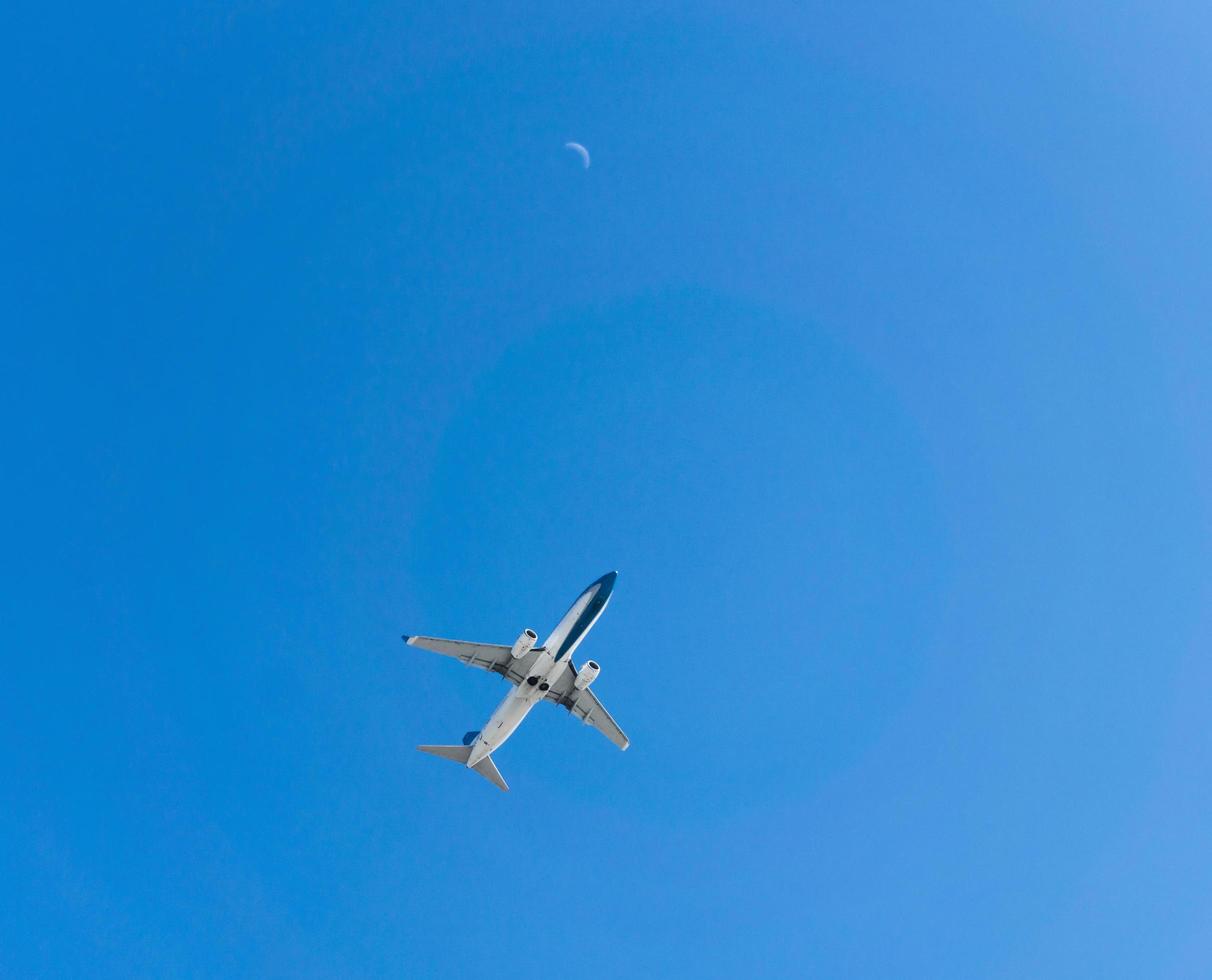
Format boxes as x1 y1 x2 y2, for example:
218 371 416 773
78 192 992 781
403 635 543 685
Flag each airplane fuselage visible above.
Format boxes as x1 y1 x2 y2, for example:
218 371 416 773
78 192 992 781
466 571 616 767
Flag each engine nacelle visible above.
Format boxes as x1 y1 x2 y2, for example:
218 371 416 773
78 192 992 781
573 660 601 691
510 629 538 660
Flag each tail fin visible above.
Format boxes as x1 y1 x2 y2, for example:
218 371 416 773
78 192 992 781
416 744 509 792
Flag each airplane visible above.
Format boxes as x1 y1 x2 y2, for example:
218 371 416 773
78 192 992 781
403 570 629 791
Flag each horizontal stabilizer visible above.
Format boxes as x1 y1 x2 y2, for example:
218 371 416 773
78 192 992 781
473 754 508 792
417 744 473 764
416 744 508 791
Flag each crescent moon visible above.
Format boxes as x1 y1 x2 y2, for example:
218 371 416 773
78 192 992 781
564 141 591 169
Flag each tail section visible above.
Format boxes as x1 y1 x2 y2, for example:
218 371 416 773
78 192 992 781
472 755 508 792
416 744 509 792
417 744 472 764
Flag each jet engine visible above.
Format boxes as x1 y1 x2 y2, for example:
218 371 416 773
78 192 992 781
510 629 538 660
573 660 601 691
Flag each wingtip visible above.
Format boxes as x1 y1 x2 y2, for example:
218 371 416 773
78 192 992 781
401 634 412 644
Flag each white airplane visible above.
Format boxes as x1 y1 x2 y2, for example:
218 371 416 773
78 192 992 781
404 571 629 791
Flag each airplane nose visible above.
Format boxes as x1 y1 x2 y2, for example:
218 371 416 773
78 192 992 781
593 570 618 595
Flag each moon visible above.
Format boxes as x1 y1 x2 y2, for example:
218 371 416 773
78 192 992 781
564 141 591 169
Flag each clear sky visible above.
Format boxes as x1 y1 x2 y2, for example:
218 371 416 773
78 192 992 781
4 3 1211 977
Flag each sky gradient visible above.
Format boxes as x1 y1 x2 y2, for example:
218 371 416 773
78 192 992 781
4 3 1212 977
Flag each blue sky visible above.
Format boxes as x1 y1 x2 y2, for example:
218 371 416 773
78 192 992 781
4 3 1211 976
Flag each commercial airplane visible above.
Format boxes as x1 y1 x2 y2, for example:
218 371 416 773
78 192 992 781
404 571 629 791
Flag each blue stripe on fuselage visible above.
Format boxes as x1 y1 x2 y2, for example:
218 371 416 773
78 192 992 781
553 571 616 661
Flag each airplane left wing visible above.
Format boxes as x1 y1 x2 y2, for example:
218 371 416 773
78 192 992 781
403 635 543 684
567 687 629 750
544 664 630 750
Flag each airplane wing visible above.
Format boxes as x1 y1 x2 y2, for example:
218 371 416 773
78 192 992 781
405 636 628 749
545 665 630 750
403 635 543 685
